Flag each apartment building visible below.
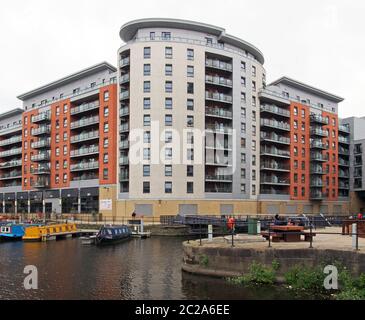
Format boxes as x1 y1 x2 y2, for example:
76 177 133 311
0 62 118 216
0 18 354 218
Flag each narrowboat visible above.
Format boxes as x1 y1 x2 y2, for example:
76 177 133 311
23 223 78 242
95 225 132 246
0 224 25 241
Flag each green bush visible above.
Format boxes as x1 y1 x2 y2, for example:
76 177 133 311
199 255 209 267
284 265 326 292
228 262 276 285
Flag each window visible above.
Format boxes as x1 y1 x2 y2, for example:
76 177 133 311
55 175 60 184
165 81 173 93
144 115 151 127
56 107 60 116
187 132 194 144
55 161 60 170
187 166 194 177
143 148 151 160
165 148 173 160
187 66 194 77
103 91 109 102
187 82 194 94
252 170 256 181
63 104 68 113
143 165 150 177
241 92 246 102
252 96 257 108
165 115 173 126
252 125 256 136
63 118 68 128
241 184 246 194
241 153 246 163
165 64 173 76
187 116 194 127
187 182 194 194
104 107 109 117
252 111 256 122
241 138 246 148
103 154 109 164
252 81 256 92
63 146 68 155
165 131 173 143
144 64 151 76
150 32 155 40
301 109 305 118
241 61 246 70
144 131 151 143
241 123 246 134
56 134 60 143
165 182 173 194
165 165 172 177
56 120 60 129
104 138 109 148
241 77 246 86
294 107 298 116
144 81 151 93
143 182 150 194
241 169 246 179
187 149 194 161
162 32 171 40
165 47 173 59
104 123 109 133
252 140 257 152
63 132 68 141
144 98 151 110
187 49 194 60
56 147 60 156
252 155 256 166
103 169 109 180
252 66 256 77
165 98 173 110
205 37 213 45
144 47 151 59
187 99 194 111
252 185 256 196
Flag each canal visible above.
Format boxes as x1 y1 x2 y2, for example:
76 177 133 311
0 237 322 300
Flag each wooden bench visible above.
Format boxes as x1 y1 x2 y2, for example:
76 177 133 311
261 232 284 242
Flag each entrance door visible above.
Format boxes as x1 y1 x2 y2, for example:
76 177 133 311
45 203 52 214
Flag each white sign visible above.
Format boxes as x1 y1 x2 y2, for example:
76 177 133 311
100 199 113 211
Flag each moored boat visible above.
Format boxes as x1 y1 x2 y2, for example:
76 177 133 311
23 223 78 242
95 225 132 246
0 224 25 241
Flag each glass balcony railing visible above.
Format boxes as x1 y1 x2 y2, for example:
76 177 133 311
120 91 130 100
205 75 233 87
120 141 129 149
310 166 327 175
310 191 327 199
71 131 99 144
339 125 350 133
339 136 350 144
0 160 22 169
120 57 130 67
205 185 233 193
339 159 350 166
205 59 233 72
205 107 232 119
206 124 233 134
260 162 290 171
120 157 129 165
311 128 328 137
339 182 350 189
310 114 329 125
120 124 130 132
120 107 130 116
0 136 22 147
261 119 290 131
261 176 290 185
261 104 290 118
33 177 51 188
205 91 233 104
70 161 99 172
32 112 51 123
339 171 349 178
120 173 129 181
260 132 290 145
205 175 233 182
0 171 22 180
72 174 99 181
338 148 350 155
70 146 99 157
71 101 100 115
310 180 324 188
0 148 23 158
71 116 99 129
31 138 51 149
311 140 328 149
31 165 51 175
31 152 51 162
32 125 51 136
311 153 329 162
261 147 290 158
120 73 130 83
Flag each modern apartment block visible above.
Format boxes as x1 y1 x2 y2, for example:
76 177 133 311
0 62 118 216
0 18 355 218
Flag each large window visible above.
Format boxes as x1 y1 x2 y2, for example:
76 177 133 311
144 47 151 59
165 182 173 194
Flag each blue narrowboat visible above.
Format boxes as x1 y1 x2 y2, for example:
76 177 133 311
0 224 25 241
96 225 132 246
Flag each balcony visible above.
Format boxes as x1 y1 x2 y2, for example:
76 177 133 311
71 116 99 130
205 75 233 88
120 57 130 67
120 107 130 117
338 148 350 156
120 157 129 165
120 124 130 133
339 125 350 134
310 191 326 200
72 174 99 181
339 182 350 190
338 136 350 145
31 165 51 175
0 148 23 158
339 159 350 167
0 136 22 147
339 171 349 178
0 160 22 169
205 185 233 193
71 131 99 144
206 107 233 119
310 114 329 125
206 143 232 151
32 125 51 136
310 180 324 188
261 176 290 186
260 189 289 196
120 90 130 100
31 138 51 149
205 59 232 72
120 173 129 181
261 119 290 131
260 162 290 172
120 73 130 84
206 123 233 134
310 140 328 150
120 141 129 149
205 92 233 104
260 133 290 145
311 153 329 162
71 101 100 116
311 166 327 175
32 112 51 124
0 171 22 180
261 147 290 158
261 104 290 118
70 161 99 172
70 146 99 158
205 175 233 182
311 128 328 137
33 177 51 188
31 152 51 162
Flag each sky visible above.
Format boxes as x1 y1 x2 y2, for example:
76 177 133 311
0 0 364 118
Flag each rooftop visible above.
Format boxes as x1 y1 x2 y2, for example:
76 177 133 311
119 18 265 64
17 62 117 101
269 76 344 103
0 108 24 121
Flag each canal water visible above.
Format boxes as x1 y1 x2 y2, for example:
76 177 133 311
0 237 322 300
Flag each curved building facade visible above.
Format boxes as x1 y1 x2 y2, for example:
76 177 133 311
117 18 266 215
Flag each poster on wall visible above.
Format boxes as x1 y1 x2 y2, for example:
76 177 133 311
100 199 113 211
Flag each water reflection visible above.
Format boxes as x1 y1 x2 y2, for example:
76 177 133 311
0 237 322 300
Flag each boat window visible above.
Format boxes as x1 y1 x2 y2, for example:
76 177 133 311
107 230 112 235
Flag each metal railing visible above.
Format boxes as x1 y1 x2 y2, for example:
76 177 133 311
32 126 51 136
32 112 51 123
70 146 99 157
71 101 100 115
71 131 99 144
31 139 51 149
205 59 233 72
205 107 233 119
261 119 290 131
0 136 22 147
205 75 233 87
0 148 23 158
205 92 233 103
70 161 99 172
261 147 290 158
261 133 290 145
70 116 99 129
261 104 290 117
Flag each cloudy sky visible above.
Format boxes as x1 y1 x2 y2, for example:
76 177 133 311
0 0 363 118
